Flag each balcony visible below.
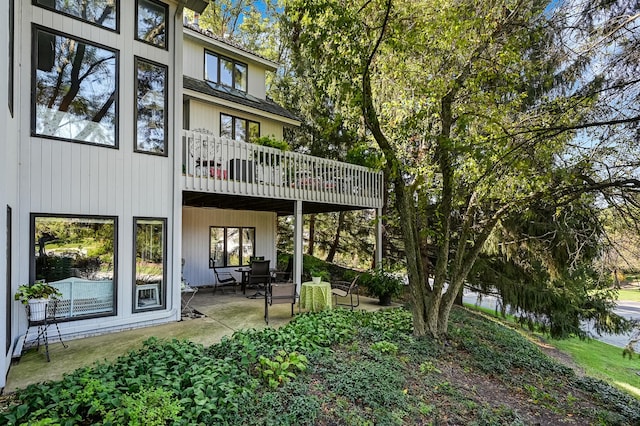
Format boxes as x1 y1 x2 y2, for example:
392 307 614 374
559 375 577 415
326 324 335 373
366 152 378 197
181 130 384 210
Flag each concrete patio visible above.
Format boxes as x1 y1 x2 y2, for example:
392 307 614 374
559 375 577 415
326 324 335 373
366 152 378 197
4 287 388 394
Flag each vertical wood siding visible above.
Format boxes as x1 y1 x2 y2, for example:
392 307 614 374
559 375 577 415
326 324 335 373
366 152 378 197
181 207 276 286
20 3 177 329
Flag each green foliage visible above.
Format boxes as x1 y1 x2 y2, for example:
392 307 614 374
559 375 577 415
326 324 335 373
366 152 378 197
14 282 61 304
106 387 181 426
252 135 290 151
257 350 308 389
360 267 404 299
370 341 398 355
4 307 640 425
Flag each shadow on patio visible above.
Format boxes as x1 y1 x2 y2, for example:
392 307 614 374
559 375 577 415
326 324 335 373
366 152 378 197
4 288 390 393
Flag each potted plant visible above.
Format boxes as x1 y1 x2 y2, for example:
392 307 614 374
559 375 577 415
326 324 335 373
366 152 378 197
15 282 62 321
309 267 330 284
364 267 404 306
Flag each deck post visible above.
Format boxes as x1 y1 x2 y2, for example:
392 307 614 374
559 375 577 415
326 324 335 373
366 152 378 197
294 200 303 292
375 207 383 268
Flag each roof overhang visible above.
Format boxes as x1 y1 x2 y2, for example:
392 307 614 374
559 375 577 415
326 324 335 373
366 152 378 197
182 0 209 14
184 28 279 71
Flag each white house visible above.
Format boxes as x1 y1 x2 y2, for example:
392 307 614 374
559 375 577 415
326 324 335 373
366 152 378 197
0 0 383 391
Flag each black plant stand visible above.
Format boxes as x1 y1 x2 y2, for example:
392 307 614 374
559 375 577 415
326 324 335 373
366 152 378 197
24 300 67 362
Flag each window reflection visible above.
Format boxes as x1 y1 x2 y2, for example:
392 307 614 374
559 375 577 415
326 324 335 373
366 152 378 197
220 58 233 87
134 218 166 311
220 113 259 142
136 0 167 48
205 52 218 82
234 63 247 91
205 52 247 92
209 226 255 267
35 0 118 31
32 215 116 320
235 118 246 142
135 57 167 155
33 27 118 146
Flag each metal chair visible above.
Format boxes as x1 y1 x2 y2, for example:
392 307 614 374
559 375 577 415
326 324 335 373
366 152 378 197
272 257 293 283
247 259 271 299
210 258 238 293
331 275 360 310
264 281 298 324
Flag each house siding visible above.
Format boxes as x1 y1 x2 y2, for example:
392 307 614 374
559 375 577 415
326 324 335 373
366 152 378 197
181 207 277 286
9 2 183 350
187 99 284 140
1 0 20 390
183 35 268 101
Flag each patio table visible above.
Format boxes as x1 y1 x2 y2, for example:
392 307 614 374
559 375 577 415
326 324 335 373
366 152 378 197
299 281 332 312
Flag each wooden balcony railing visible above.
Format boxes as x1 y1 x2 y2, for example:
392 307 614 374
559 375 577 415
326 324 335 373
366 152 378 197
181 130 383 208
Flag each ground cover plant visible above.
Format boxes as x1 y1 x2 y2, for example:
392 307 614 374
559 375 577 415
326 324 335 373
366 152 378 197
2 307 640 425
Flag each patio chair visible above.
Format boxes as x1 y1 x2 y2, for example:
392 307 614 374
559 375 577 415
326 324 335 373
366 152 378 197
264 281 298 324
210 258 238 293
272 257 293 283
247 259 271 299
331 275 360 310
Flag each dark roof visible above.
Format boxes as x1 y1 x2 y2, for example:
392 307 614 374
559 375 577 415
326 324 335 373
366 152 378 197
184 76 299 122
184 23 273 64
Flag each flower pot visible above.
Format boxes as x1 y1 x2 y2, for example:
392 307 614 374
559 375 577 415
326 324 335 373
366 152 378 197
312 276 322 284
378 293 392 306
28 298 49 321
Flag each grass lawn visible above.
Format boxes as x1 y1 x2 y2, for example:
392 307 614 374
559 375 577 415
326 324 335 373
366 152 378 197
551 337 640 399
465 302 640 398
619 288 640 302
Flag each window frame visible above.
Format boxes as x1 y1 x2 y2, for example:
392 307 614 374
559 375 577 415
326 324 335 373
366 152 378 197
134 56 169 156
220 113 260 142
135 0 169 50
209 226 256 268
204 50 248 92
29 213 118 321
8 0 14 116
31 25 120 148
6 206 12 353
132 217 167 313
33 0 120 33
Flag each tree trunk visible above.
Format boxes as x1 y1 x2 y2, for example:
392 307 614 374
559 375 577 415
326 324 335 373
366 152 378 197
325 211 344 263
307 214 316 256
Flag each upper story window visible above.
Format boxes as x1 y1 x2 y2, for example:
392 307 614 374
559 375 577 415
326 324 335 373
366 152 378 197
34 0 119 32
32 26 118 147
135 57 168 155
205 51 247 92
221 113 259 142
136 0 168 49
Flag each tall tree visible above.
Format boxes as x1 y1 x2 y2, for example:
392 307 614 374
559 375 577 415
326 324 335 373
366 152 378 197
283 0 640 338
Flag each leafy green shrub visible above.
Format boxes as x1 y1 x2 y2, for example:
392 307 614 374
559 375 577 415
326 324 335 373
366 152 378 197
371 341 399 355
257 350 308 389
105 387 181 426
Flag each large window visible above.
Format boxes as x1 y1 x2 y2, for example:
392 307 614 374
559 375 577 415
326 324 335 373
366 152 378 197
220 113 260 142
136 0 168 49
34 0 118 32
31 215 117 320
205 51 247 92
210 227 255 267
134 218 166 312
135 57 168 155
32 26 118 147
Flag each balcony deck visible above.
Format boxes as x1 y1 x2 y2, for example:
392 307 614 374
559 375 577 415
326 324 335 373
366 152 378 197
182 130 383 212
